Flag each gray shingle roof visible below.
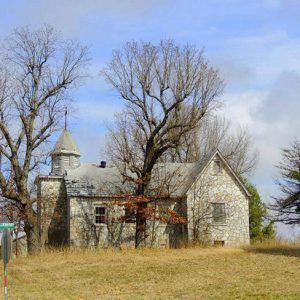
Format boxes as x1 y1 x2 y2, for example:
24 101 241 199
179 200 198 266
51 129 80 156
65 164 130 197
62 150 250 199
65 162 203 198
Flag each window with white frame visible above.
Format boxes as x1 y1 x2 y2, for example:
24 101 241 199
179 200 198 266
212 203 226 224
94 206 106 224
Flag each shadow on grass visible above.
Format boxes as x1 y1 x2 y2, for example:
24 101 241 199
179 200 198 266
246 245 300 258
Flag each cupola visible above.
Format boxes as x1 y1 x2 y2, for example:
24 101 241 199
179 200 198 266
51 109 80 176
51 128 80 176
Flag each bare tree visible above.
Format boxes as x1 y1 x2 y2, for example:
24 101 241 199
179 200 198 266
199 116 258 175
271 139 300 225
0 25 88 253
165 115 258 175
103 40 223 246
164 122 200 163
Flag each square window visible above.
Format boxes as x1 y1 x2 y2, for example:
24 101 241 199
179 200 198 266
95 207 105 215
95 206 106 224
212 203 226 224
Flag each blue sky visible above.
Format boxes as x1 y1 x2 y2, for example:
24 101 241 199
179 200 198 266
1 0 300 237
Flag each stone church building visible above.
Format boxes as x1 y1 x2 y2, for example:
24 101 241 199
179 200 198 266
35 129 250 248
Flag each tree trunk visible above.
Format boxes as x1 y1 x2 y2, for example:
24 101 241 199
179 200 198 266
135 202 147 247
24 219 41 254
135 178 149 248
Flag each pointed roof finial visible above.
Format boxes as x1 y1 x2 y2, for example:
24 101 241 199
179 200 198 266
64 107 67 130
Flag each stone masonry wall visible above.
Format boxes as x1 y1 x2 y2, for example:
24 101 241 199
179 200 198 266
37 176 68 246
186 154 250 246
69 197 135 248
69 197 184 248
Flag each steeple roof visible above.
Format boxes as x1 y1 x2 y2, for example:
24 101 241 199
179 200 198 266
51 129 80 156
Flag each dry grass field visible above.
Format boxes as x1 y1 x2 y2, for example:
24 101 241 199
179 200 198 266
3 242 300 299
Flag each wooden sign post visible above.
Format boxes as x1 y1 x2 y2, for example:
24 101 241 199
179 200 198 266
0 223 14 300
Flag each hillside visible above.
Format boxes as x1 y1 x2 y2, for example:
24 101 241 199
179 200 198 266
4 244 300 299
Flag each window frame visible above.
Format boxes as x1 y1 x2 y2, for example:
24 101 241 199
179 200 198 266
211 202 226 225
94 206 107 225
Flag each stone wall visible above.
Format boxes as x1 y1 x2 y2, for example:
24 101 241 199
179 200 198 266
69 197 184 248
186 154 250 246
69 197 135 247
11 235 27 257
36 176 68 246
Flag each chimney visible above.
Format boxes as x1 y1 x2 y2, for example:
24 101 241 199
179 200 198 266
100 161 106 168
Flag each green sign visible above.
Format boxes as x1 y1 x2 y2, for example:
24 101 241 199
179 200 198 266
0 223 15 229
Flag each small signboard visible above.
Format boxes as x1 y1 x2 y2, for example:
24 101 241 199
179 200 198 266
0 223 15 229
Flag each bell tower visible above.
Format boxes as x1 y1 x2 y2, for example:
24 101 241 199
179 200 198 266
51 110 80 175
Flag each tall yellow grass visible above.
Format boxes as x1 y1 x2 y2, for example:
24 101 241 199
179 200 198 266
2 241 300 299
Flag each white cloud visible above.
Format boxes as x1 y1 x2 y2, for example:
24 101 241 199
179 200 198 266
213 56 254 85
219 90 266 126
256 71 300 124
225 30 300 86
218 69 300 207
